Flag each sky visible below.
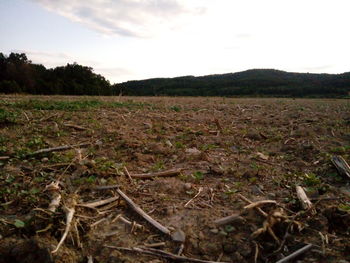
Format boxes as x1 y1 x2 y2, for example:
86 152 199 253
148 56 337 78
1 0 350 83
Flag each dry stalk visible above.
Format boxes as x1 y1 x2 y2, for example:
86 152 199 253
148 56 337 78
116 188 171 236
45 181 61 213
237 194 268 217
276 244 313 263
52 196 77 254
123 166 134 184
77 196 119 209
105 246 230 263
30 142 91 156
244 200 277 210
296 186 315 213
131 168 183 179
184 187 203 208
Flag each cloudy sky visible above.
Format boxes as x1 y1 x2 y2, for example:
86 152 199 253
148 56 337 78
1 0 350 83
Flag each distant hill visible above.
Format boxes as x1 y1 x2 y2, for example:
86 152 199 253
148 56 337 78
1 52 349 97
114 69 350 97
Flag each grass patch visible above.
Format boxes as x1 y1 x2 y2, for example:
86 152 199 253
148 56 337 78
5 99 103 111
0 108 17 123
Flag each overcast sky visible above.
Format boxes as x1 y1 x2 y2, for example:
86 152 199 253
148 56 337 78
1 0 350 83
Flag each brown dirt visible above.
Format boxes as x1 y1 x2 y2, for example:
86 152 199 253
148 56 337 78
0 96 349 262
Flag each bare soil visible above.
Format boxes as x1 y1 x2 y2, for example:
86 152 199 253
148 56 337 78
0 96 349 263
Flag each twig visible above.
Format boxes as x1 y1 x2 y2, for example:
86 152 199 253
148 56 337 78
184 187 203 207
275 244 313 263
237 194 268 217
131 168 183 179
77 196 119 209
105 246 230 263
30 142 91 156
115 188 171 236
0 156 10 160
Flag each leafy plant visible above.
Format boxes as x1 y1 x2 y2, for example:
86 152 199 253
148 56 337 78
303 173 321 186
0 108 17 123
192 171 204 181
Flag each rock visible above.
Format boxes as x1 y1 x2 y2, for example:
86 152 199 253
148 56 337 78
171 229 186 242
219 230 228 236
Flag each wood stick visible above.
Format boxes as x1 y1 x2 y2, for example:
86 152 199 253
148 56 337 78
0 156 10 160
105 246 230 263
214 213 243 226
115 188 171 236
77 196 119 209
237 194 268 217
131 168 183 179
244 200 277 210
296 186 313 210
30 142 91 156
275 244 313 263
332 155 350 179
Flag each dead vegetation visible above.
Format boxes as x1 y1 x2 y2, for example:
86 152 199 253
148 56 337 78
0 95 350 263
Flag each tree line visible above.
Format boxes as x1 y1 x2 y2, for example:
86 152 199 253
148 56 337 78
0 52 113 95
1 52 349 97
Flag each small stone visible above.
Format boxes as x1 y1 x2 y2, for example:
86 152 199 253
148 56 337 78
171 229 186 242
41 157 49 163
184 183 192 190
185 148 201 155
219 230 228 236
268 193 276 199
210 228 219 234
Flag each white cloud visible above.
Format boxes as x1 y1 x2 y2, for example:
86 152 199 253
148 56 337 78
30 0 206 37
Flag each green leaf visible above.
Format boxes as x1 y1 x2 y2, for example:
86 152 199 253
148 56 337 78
14 219 25 228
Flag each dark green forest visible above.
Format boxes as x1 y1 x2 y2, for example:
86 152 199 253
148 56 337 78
1 52 350 97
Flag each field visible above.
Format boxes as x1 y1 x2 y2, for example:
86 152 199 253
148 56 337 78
0 95 349 263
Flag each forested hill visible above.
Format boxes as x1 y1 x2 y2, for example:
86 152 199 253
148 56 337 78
114 69 350 97
1 52 350 97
